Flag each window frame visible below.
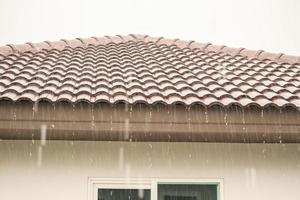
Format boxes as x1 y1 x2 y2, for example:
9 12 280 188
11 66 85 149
88 178 223 200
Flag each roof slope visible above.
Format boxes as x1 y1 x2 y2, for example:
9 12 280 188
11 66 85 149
0 34 299 108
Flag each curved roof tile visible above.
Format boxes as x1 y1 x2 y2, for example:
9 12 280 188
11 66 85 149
0 34 299 108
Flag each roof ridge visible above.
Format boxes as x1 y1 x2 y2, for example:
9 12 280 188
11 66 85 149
0 34 299 64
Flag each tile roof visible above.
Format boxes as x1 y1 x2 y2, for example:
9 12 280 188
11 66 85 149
0 34 299 108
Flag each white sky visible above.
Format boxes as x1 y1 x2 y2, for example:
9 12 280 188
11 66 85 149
0 0 299 55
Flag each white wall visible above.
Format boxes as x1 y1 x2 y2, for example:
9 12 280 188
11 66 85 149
0 0 299 55
1 140 300 200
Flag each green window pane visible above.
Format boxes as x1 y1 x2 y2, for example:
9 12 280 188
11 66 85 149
158 184 217 200
98 189 150 200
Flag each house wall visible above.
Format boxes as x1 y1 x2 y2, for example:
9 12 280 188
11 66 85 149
0 140 300 200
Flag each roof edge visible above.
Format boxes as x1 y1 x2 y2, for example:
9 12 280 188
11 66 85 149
0 34 299 65
0 101 299 143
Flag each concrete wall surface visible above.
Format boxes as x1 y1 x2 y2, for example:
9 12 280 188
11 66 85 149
1 140 300 200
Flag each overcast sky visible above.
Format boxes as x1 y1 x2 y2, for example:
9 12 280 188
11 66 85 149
0 0 299 55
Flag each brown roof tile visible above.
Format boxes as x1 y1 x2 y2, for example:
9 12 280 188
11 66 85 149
0 34 299 108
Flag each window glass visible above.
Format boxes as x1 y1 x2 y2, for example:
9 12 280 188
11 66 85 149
158 184 217 200
98 189 151 200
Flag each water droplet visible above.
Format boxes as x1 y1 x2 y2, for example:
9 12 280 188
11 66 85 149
204 107 209 123
33 101 38 116
168 134 171 141
37 146 43 167
12 110 17 121
40 124 47 146
138 189 145 199
250 168 256 188
224 110 228 126
31 135 35 144
245 167 256 188
242 109 245 124
119 147 124 170
124 118 129 140
125 163 131 178
91 105 95 129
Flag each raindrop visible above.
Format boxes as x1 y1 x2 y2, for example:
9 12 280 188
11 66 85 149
187 106 191 130
40 124 47 146
32 101 38 116
242 108 246 131
146 146 152 168
91 105 95 129
119 147 124 170
110 114 113 131
37 146 43 167
12 110 17 121
31 133 35 144
245 167 256 188
204 107 209 123
124 118 129 140
129 105 133 117
220 61 228 80
250 168 256 188
138 189 144 199
125 163 131 179
242 109 245 124
224 109 228 126
278 136 282 144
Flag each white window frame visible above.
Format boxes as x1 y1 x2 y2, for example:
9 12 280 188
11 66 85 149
88 178 224 200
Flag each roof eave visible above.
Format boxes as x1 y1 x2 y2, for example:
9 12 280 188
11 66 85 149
0 101 299 143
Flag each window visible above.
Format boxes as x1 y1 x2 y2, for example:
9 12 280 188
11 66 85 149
158 184 217 200
88 178 223 200
98 189 151 200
